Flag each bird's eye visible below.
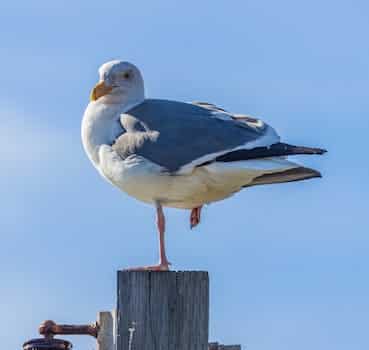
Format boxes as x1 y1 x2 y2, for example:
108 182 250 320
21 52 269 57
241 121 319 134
119 70 132 80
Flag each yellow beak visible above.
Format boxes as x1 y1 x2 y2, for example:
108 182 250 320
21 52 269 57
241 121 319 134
90 81 113 101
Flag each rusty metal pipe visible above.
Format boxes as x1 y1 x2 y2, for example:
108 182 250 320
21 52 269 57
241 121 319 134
39 320 99 339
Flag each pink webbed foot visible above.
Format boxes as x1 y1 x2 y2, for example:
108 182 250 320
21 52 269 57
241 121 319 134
190 206 203 229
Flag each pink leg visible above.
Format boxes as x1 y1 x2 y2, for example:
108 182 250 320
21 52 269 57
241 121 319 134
124 203 171 271
190 206 203 229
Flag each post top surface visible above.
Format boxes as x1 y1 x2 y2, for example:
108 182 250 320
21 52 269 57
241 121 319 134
117 270 209 274
118 270 208 273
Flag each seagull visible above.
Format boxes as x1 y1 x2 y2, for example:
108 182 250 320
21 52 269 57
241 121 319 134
82 60 326 271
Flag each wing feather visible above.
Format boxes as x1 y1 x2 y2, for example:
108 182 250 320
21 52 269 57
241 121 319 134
112 99 279 173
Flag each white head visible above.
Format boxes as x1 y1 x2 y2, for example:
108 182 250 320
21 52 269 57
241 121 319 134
90 60 145 105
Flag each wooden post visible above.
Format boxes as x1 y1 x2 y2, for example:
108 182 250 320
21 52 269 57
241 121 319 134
117 271 209 350
97 311 116 350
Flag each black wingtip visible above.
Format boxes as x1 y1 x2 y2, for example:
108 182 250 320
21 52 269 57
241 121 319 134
317 148 328 155
309 147 327 155
309 168 323 178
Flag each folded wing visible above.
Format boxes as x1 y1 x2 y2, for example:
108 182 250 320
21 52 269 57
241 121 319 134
112 99 280 173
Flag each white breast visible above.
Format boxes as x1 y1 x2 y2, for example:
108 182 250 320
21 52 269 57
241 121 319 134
81 102 124 167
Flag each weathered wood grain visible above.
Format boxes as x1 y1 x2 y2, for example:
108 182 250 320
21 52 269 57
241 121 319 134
117 271 209 350
97 311 116 350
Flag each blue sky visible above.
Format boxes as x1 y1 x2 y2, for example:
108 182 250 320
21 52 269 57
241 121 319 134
1 1 369 349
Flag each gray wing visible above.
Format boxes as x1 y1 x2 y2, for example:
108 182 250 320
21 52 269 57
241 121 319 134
112 99 279 173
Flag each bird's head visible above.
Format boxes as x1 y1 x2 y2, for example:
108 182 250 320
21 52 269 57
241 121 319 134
90 60 145 104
